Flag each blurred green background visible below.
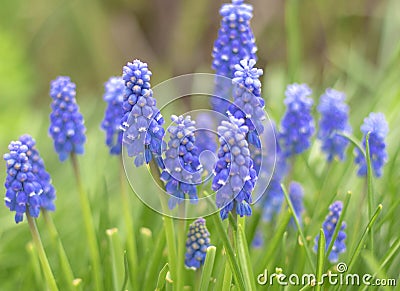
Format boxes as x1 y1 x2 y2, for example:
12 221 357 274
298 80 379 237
0 0 400 289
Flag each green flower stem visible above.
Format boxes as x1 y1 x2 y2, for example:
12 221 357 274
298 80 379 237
26 242 42 287
119 158 139 290
149 159 178 289
315 229 326 291
70 153 103 291
176 205 186 291
365 132 375 250
26 213 59 291
106 228 124 291
221 261 232 291
285 0 301 82
42 210 76 290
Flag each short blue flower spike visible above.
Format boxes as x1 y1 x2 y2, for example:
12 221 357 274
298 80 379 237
355 112 388 177
228 59 265 148
19 135 56 212
101 77 125 155
289 181 304 226
280 84 315 157
211 0 257 113
185 218 211 269
49 76 86 161
317 88 351 161
315 201 346 263
121 60 165 167
3 140 42 223
212 116 257 220
160 115 202 209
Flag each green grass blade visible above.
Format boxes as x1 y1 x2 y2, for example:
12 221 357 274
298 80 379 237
236 223 256 290
348 204 383 272
221 261 232 291
143 230 167 290
199 246 217 291
106 228 124 291
120 251 129 291
315 229 326 291
155 263 169 291
282 184 316 270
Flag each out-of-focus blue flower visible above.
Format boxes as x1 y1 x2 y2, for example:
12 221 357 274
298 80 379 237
185 218 211 269
19 135 56 212
212 116 256 220
211 0 257 113
160 115 202 209
3 141 42 223
101 77 124 155
279 84 314 157
262 179 284 221
355 112 388 177
289 181 304 226
49 76 86 161
121 60 165 167
317 89 351 162
315 201 346 263
228 59 265 148
252 231 263 248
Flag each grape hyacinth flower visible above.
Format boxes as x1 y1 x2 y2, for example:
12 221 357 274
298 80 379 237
212 116 257 220
280 84 314 157
3 141 42 223
160 115 202 209
211 0 257 113
121 60 165 167
315 201 346 263
101 77 125 155
317 88 351 161
185 218 211 269
228 59 265 148
289 181 304 226
195 113 218 176
49 76 86 161
355 112 389 177
19 135 56 211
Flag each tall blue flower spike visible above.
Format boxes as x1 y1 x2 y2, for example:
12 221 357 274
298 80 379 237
212 116 257 220
279 83 315 157
228 59 265 148
160 115 202 209
315 201 346 263
121 60 165 167
355 112 388 177
185 218 211 269
317 88 351 161
289 181 304 226
19 135 56 212
101 77 125 155
211 0 257 113
49 76 86 161
3 140 42 223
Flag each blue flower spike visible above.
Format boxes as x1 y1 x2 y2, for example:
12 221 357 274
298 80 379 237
228 59 265 148
289 181 304 226
49 76 87 161
280 83 315 157
19 135 56 212
211 0 257 113
212 116 257 220
317 88 352 162
121 60 165 167
3 140 43 223
185 218 211 270
101 76 125 155
355 112 388 177
160 115 202 209
315 201 346 263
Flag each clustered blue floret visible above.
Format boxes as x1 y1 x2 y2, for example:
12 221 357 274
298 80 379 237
49 76 86 161
317 88 351 162
185 218 211 269
211 0 257 113
19 135 56 212
288 181 304 226
355 112 388 177
315 201 346 263
160 115 202 209
121 60 165 167
228 59 265 148
3 141 42 223
101 77 125 155
212 116 256 220
280 84 315 157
